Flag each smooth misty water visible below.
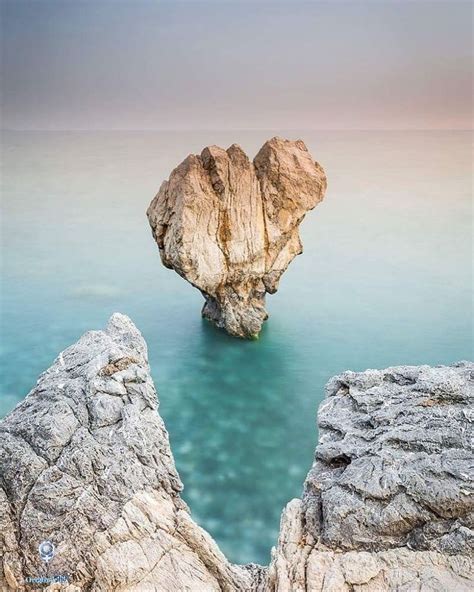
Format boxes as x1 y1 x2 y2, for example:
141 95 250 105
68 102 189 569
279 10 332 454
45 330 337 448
1 130 472 564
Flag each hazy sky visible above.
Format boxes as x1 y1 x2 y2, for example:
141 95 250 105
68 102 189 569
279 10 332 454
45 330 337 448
1 0 472 130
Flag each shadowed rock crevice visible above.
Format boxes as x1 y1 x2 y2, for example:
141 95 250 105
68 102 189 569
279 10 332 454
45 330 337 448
147 137 327 338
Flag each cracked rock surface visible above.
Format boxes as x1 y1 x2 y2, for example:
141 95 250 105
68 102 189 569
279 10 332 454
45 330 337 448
147 137 327 338
267 499 473 592
267 362 474 591
0 314 261 591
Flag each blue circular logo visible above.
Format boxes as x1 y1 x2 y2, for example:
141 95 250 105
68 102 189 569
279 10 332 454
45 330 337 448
38 540 55 562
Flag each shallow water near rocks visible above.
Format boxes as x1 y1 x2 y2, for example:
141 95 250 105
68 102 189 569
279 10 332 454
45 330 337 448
1 130 471 564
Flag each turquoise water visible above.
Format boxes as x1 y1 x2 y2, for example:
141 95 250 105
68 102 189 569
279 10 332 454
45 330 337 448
1 130 472 564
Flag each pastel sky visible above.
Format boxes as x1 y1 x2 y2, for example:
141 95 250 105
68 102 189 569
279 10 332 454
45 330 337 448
1 0 472 130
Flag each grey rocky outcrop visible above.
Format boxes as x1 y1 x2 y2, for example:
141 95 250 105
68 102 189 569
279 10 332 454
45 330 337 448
0 314 260 591
147 137 327 338
304 363 473 554
267 362 474 591
1 315 472 591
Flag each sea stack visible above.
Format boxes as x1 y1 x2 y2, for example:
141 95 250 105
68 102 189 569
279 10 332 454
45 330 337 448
147 137 327 338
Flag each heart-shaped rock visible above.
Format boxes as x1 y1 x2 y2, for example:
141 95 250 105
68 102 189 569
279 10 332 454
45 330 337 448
147 137 327 338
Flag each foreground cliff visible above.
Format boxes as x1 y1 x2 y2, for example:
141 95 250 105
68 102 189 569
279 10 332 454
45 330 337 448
267 362 474 591
1 315 472 591
0 315 262 591
147 137 327 338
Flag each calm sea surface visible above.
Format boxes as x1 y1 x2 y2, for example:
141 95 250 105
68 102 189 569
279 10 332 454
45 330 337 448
1 130 472 564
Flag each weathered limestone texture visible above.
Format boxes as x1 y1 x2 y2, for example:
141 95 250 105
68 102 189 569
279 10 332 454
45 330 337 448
147 137 327 338
266 499 473 592
1 315 472 591
0 314 260 592
267 362 474 591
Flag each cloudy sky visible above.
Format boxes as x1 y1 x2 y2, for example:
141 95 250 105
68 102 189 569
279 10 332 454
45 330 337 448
1 0 472 130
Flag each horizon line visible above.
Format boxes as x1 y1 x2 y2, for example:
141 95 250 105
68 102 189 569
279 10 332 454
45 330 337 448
2 127 473 133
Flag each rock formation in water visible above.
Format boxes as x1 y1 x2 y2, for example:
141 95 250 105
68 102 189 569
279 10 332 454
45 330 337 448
1 315 472 591
147 137 327 338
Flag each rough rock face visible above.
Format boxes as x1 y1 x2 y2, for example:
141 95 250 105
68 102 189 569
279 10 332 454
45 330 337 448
267 499 473 591
147 137 327 338
267 362 474 591
305 363 474 554
1 316 472 591
0 314 260 591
